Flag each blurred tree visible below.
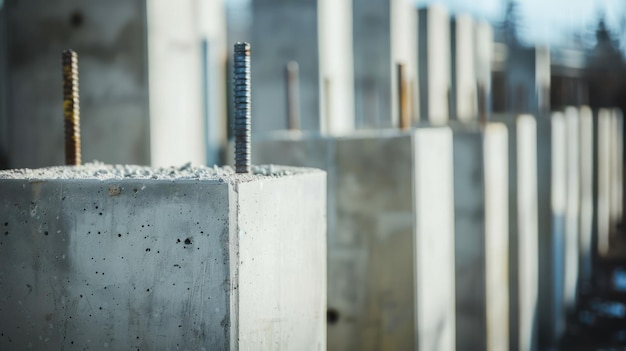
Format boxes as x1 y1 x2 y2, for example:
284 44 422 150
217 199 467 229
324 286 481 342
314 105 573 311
501 0 522 48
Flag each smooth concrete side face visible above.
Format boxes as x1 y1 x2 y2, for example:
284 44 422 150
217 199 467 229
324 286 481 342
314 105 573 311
0 180 232 349
250 129 456 350
451 123 509 351
578 107 594 285
418 5 450 124
0 170 327 350
484 124 510 351
251 0 320 134
564 107 580 311
236 173 327 350
414 128 456 351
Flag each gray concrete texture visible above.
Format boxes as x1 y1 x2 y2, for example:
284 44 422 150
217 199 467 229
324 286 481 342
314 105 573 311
247 129 455 350
492 114 539 351
0 164 326 350
451 122 509 351
0 0 227 168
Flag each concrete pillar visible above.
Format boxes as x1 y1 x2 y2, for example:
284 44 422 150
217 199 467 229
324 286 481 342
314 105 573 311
610 109 624 228
450 15 477 122
493 114 539 351
418 4 450 124
1 0 226 168
318 0 354 135
536 112 567 348
0 164 326 349
597 109 613 256
474 21 493 121
504 46 550 116
451 122 509 351
353 0 417 129
578 106 594 286
251 0 354 136
248 128 455 350
563 106 580 311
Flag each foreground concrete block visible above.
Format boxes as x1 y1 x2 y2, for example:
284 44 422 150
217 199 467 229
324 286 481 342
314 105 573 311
536 112 567 348
249 129 455 350
493 114 539 351
451 123 509 351
0 164 326 350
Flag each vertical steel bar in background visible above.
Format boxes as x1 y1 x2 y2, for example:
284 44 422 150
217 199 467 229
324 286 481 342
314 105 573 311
62 49 81 166
397 63 410 130
233 42 251 174
286 61 301 131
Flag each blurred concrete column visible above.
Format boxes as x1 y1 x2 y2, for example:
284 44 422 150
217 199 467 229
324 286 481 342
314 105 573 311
578 106 594 289
353 0 417 129
147 0 227 166
563 106 580 312
505 45 551 116
450 14 476 122
418 4 450 124
474 21 493 121
319 0 354 135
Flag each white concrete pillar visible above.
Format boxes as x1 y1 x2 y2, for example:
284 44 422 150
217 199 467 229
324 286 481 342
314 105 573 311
578 106 594 285
563 106 580 311
418 4 450 124
450 14 477 122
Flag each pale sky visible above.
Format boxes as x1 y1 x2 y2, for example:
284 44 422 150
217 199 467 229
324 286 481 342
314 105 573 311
227 0 626 47
416 0 626 45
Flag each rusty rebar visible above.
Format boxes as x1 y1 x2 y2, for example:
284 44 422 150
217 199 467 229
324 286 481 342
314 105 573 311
285 61 301 131
233 42 251 174
62 49 81 166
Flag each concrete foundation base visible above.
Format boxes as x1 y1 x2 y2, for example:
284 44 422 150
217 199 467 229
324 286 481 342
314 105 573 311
249 129 455 350
451 122 509 351
0 164 326 350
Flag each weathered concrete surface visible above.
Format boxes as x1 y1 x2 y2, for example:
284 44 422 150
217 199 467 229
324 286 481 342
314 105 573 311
0 164 326 350
536 113 566 349
450 15 476 122
493 114 539 351
418 4 450 124
353 0 417 128
249 129 455 350
451 122 509 351
1 0 226 168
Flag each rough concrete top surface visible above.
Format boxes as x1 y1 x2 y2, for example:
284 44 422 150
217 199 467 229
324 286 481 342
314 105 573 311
0 162 321 183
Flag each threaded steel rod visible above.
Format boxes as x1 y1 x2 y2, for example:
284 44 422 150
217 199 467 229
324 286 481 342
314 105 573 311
62 49 81 166
233 42 251 174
